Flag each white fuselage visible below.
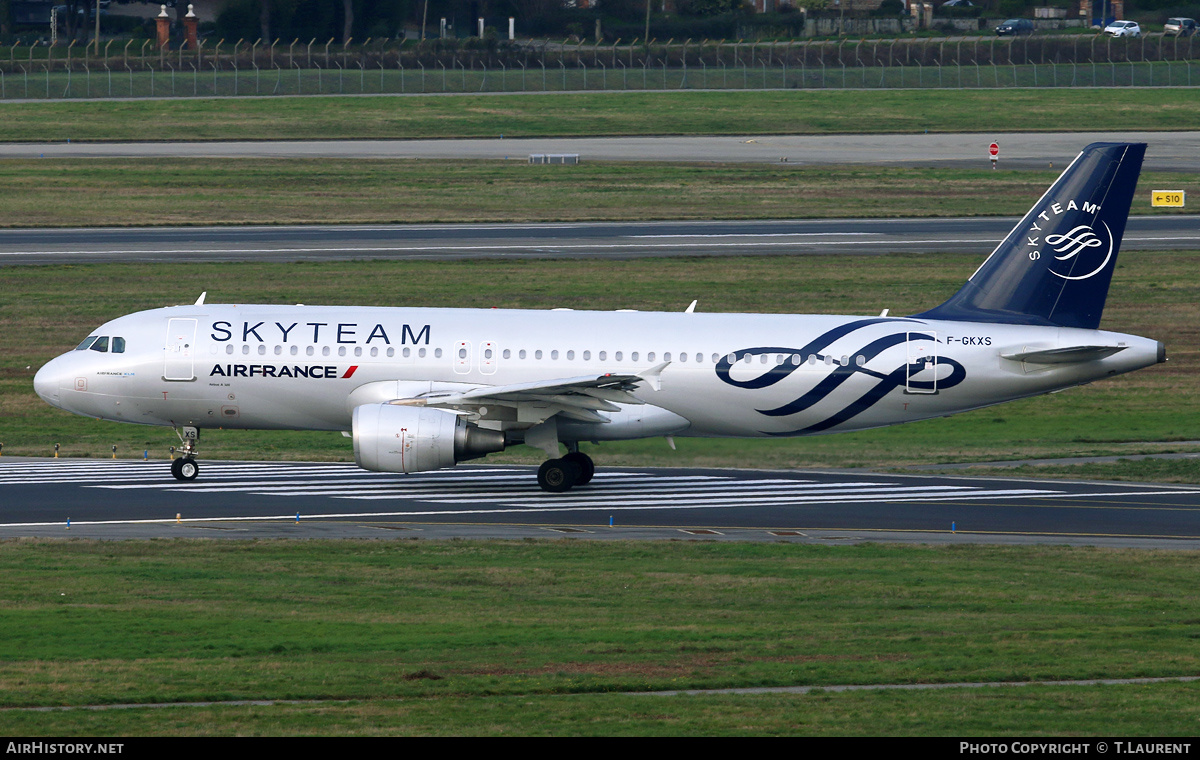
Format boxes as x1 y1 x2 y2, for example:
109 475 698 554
35 304 1163 441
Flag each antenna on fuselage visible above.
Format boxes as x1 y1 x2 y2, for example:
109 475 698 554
194 292 207 306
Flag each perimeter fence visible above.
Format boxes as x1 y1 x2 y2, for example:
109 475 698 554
2 34 1199 99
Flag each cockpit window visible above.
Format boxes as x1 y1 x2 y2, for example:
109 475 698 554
75 336 98 351
90 336 109 353
112 337 126 354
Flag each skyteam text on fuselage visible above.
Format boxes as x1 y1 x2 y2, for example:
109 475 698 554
34 143 1166 491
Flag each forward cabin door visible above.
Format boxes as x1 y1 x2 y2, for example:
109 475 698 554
164 318 198 381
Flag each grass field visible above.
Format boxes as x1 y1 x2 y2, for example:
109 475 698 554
2 89 1200 142
0 158 1197 228
2 252 1196 479
2 539 1200 735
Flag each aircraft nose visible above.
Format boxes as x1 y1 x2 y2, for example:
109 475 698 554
33 357 66 407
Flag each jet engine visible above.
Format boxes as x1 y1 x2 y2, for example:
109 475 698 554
352 404 506 474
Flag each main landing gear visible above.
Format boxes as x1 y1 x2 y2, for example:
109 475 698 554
537 450 594 493
170 426 201 482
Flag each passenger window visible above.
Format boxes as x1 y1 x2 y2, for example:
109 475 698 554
551 350 559 360
322 346 330 357
502 349 510 359
226 344 234 355
566 350 575 361
90 336 109 353
614 351 622 361
647 352 655 362
258 345 267 355
519 349 527 359
677 352 685 362
306 346 315 356
434 348 443 358
386 348 394 357
370 347 377 357
274 345 282 355
535 350 543 360
355 347 363 357
291 345 299 356
242 345 250 355
632 352 639 362
338 346 347 357
403 347 411 358
112 337 126 354
598 351 605 361
75 336 98 351
584 351 592 361
419 348 427 358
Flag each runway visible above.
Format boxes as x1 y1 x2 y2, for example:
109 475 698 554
2 216 1199 265
4 457 1199 547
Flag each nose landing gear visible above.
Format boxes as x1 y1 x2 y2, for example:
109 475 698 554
170 426 200 481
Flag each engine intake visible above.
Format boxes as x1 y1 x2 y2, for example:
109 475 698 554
353 403 505 474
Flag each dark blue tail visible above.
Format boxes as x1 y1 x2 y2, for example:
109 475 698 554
915 142 1145 330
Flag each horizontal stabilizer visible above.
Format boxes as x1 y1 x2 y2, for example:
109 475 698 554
1000 345 1127 364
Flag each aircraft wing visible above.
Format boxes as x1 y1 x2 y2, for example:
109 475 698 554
387 363 670 423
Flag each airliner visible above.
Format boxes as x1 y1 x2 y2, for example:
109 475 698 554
34 142 1164 492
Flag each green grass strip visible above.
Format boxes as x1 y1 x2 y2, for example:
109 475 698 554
2 539 1200 735
3 89 1200 142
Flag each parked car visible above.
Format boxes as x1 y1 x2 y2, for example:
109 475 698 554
1164 17 1197 36
995 18 1034 36
1103 20 1141 37
941 0 974 6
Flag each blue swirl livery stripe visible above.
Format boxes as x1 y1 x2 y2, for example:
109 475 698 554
714 318 915 390
713 319 968 436
767 356 966 436
756 331 918 417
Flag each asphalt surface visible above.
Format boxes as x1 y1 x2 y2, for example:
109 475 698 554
3 457 1199 548
6 131 1200 170
2 215 1198 265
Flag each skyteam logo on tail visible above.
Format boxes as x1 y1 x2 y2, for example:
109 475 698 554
1024 198 1112 281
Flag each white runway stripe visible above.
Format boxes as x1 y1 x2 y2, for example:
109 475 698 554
351 486 1055 506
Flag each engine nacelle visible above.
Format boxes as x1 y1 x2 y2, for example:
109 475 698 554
353 403 506 474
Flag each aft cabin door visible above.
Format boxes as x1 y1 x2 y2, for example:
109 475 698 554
164 318 198 381
906 331 939 395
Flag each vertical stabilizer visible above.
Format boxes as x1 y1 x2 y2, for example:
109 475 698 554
915 142 1145 329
